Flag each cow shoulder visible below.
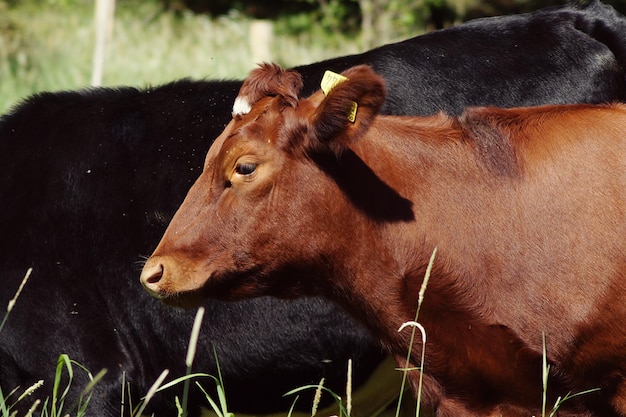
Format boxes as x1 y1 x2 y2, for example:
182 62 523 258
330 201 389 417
459 107 522 178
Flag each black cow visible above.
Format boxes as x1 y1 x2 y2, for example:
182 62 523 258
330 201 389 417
2 0 626 416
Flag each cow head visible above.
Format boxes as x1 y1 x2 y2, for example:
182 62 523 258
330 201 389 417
140 63 386 305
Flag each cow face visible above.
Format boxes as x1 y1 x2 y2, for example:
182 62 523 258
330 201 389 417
140 64 386 305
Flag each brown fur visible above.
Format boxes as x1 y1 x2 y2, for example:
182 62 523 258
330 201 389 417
236 62 303 110
141 64 626 417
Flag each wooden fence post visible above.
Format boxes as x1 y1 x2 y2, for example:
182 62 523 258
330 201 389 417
249 19 273 66
92 0 115 87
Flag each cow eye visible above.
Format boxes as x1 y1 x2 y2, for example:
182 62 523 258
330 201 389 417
235 162 257 176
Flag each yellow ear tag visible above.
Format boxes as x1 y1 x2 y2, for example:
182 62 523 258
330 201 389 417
321 70 348 95
320 70 358 123
347 102 358 123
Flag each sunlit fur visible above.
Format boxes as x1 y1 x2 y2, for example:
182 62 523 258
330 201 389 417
141 62 626 416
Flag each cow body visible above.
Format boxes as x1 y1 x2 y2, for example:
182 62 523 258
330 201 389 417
141 63 626 417
308 0 626 115
5 0 626 414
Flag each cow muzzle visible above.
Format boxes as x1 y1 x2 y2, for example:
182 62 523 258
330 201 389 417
140 257 167 299
140 255 208 307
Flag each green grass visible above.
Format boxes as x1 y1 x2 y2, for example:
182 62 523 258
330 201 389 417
0 1 371 114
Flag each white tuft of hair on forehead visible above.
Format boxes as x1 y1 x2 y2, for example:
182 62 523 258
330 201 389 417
232 96 252 116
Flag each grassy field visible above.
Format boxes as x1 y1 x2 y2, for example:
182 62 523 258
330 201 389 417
0 1 389 114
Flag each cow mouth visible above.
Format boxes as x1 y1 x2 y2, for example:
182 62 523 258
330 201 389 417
154 272 267 307
140 256 266 305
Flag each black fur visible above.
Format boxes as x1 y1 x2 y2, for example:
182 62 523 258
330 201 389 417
306 0 626 115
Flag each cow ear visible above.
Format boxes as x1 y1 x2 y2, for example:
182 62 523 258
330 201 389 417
233 63 303 115
309 65 386 155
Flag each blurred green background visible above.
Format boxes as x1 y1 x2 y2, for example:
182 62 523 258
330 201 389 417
2 0 626 114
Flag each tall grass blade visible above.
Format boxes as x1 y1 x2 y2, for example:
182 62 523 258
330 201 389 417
192 346 232 417
542 332 548 417
197 384 221 417
24 399 40 417
182 307 205 417
549 388 601 417
311 378 325 416
208 344 233 417
175 396 183 417
15 380 43 405
541 331 600 417
286 395 300 417
72 367 107 416
346 359 352 417
40 398 50 417
0 386 9 417
51 354 74 417
195 381 228 417
395 247 436 417
397 322 426 417
284 385 348 417
212 345 225 395
0 268 33 334
216 384 230 417
7 268 32 314
45 355 103 417
155 373 212 393
135 369 169 417
120 371 127 417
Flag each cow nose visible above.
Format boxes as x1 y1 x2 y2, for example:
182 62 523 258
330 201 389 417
140 258 165 298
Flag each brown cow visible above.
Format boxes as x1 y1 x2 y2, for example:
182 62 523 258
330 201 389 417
141 63 626 417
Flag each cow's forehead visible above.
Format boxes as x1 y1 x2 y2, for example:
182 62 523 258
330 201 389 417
207 98 285 166
238 96 292 137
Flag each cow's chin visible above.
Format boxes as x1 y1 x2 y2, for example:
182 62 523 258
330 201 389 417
200 271 273 302
151 278 261 307
147 266 312 306
156 288 208 308
156 282 282 308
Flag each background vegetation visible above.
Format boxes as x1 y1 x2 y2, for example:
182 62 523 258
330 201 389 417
1 0 626 114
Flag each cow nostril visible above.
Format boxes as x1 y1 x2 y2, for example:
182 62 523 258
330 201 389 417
146 264 163 284
140 261 165 294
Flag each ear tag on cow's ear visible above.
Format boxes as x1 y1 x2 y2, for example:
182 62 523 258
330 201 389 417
346 102 358 123
321 70 348 95
321 70 358 123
